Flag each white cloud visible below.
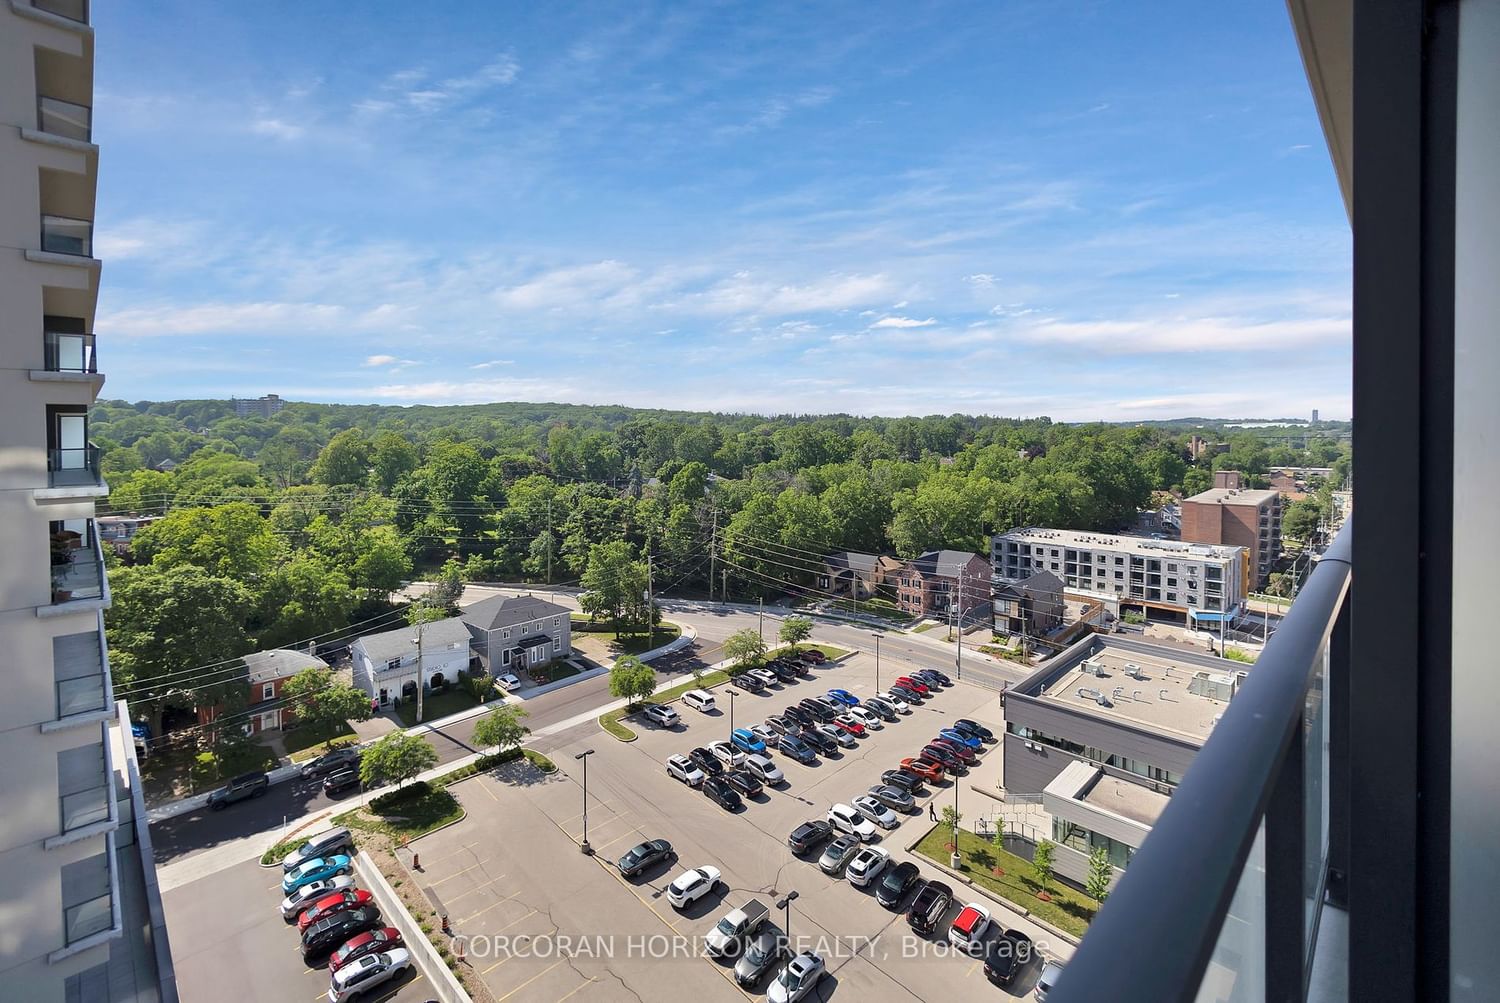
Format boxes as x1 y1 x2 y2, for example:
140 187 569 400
469 359 514 369
250 117 304 141
361 354 420 368
494 260 639 310
870 316 937 329
1007 312 1350 353
965 273 997 288
101 301 345 337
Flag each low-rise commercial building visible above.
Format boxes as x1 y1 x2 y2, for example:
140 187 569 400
461 594 572 675
351 617 471 709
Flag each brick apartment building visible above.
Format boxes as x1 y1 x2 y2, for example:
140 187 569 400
894 550 992 623
1180 473 1284 587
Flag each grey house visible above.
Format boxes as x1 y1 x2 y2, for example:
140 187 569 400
462 594 573 675
992 569 1066 638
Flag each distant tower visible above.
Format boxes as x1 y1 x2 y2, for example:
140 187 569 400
1311 408 1320 423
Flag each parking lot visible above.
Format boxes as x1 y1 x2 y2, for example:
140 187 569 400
414 650 1070 1001
163 855 434 1003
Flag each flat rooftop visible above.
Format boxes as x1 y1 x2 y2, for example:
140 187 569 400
996 527 1242 562
1032 641 1237 744
1082 773 1170 827
1184 487 1282 506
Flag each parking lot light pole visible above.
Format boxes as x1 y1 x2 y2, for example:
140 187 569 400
776 890 799 953
951 770 961 869
726 688 739 741
872 633 882 693
575 749 596 855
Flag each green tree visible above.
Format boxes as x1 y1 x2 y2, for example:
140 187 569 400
941 804 963 851
131 501 286 582
1032 839 1056 891
370 431 419 493
310 428 371 486
353 528 412 599
424 558 465 612
360 731 439 790
281 667 373 748
1283 497 1324 541
778 615 813 649
1086 845 1113 901
255 554 357 648
608 655 657 709
580 540 648 630
723 627 767 668
471 704 530 756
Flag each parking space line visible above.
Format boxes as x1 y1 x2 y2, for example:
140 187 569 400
495 959 563 1002
590 826 644 852
443 873 508 905
482 953 517 976
491 907 538 933
458 893 524 925
553 975 597 1002
559 799 616 825
429 862 486 886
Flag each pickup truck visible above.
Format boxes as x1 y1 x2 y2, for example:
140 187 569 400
704 899 770 957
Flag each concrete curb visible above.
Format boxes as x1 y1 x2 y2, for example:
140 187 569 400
354 853 471 1003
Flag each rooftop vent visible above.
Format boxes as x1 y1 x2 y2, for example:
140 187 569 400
1124 663 1144 679
1077 687 1102 701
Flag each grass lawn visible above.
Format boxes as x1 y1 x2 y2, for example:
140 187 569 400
284 721 360 762
144 740 281 799
824 598 910 624
333 781 464 842
394 687 480 728
598 667 735 741
806 643 851 660
572 620 683 655
531 661 583 685
914 827 1100 938
913 621 940 633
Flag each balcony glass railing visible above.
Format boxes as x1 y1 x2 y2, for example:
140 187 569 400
37 95 91 141
48 446 102 488
56 671 107 719
32 0 88 23
41 215 92 256
1051 524 1351 1003
44 331 97 373
51 529 105 604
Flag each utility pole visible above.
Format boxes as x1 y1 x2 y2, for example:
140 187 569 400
646 554 655 646
414 617 426 724
722 569 728 605
708 508 718 603
758 597 764 643
873 633 882 693
546 499 553 585
954 570 964 681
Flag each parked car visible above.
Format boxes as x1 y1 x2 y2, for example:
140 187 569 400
888 684 924 704
750 668 780 688
817 723 858 749
770 662 800 683
704 899 770 957
877 691 913 714
207 771 269 810
894 676 930 696
826 688 859 707
744 754 786 786
953 718 996 742
798 726 838 755
827 803 877 841
931 736 978 762
735 926 784 987
731 728 766 755
682 689 716 713
851 794 900 830
644 704 680 728
787 820 833 855
778 734 816 764
921 744 967 773
845 845 890 887
880 769 923 794
875 861 921 908
763 716 793 737
666 866 722 909
939 727 983 750
831 714 866 738
733 672 766 693
282 830 354 874
666 754 706 786
948 902 993 954
495 672 523 692
283 855 354 895
983 929 1035 987
300 748 361 778
725 768 763 797
328 947 410 1003
783 705 814 728
900 757 945 783
863 697 899 721
868 784 915 813
914 668 951 687
799 699 837 723
768 951 825 1003
322 769 360 796
1036 960 1066 1001
923 668 953 686
689 747 724 776
328 927 402 972
708 740 746 768
616 839 675 877
801 650 827 663
817 833 862 875
907 879 954 935
703 776 744 811
297 889 374 931
281 875 356 920
749 724 778 748
848 706 883 730
301 905 381 960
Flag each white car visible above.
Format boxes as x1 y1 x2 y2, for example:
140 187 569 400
817 724 858 749
877 691 912 714
328 948 411 1002
665 754 705 787
848 707 883 730
744 754 785 786
948 902 993 954
708 741 746 768
768 951 826 1003
644 704 680 727
844 845 890 887
666 866 722 909
280 874 355 919
750 724 778 748
750 668 780 688
827 803 877 841
495 672 522 692
851 794 900 830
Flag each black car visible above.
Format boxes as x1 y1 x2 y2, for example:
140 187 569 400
863 697 899 722
889 684 924 704
983 929 1034 987
916 669 952 687
783 706 814 728
907 879 954 935
704 777 743 811
300 747 362 778
785 657 812 676
881 769 923 794
800 699 838 723
206 771 269 810
770 662 800 683
302 905 381 959
733 672 765 693
787 819 833 855
875 861 921 908
322 768 360 795
725 769 762 797
616 839 675 877
953 718 996 743
689 747 724 776
779 734 817 764
921 744 967 773
798 727 838 755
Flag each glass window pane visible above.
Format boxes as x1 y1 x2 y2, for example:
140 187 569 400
1195 823 1266 1003
1304 638 1331 940
65 894 111 944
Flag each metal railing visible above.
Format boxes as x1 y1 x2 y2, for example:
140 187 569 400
51 530 106 604
37 95 91 141
41 214 92 256
48 445 102 488
44 330 97 373
1052 523 1351 1002
32 0 88 23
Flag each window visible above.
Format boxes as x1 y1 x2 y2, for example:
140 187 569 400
1167 592 1177 602
53 631 105 719
502 628 510 639
553 616 560 629
262 682 275 702
502 649 511 666
385 657 401 673
1114 570 1124 580
61 853 111 946
553 637 561 653
1167 563 1178 572
1167 577 1177 587
65 962 110 1003
57 742 109 833
1114 557 1124 566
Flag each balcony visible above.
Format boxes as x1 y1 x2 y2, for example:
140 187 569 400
36 95 91 141
41 214 92 256
1051 525 1350 1002
42 523 109 615
30 0 88 23
46 444 103 489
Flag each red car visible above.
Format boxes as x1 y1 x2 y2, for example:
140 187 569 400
297 889 374 931
831 715 866 737
895 676 930 696
802 650 827 663
900 757 944 783
931 737 977 763
329 926 403 972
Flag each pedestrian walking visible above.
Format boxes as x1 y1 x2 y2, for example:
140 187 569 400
929 803 937 822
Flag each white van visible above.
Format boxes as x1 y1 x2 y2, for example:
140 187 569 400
682 690 716 713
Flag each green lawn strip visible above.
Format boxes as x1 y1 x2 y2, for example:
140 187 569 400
523 750 556 773
912 622 940 633
333 782 464 842
823 599 910 624
807 643 851 660
570 620 683 655
260 837 304 866
394 687 480 728
914 827 1099 938
284 722 360 762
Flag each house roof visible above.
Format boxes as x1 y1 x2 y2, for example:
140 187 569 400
823 552 898 574
906 550 988 578
462 594 572 632
998 569 1066 598
353 616 471 664
244 648 326 685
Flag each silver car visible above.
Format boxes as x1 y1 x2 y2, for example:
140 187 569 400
868 784 915 813
734 926 783 986
282 827 355 873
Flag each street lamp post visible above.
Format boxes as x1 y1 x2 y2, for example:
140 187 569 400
951 769 961 869
872 633 882 694
575 749 596 855
726 688 739 742
775 890 799 954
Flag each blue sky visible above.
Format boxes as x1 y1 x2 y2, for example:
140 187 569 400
92 0 1351 420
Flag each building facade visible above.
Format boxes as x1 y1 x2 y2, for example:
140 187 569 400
992 570 1066 639
893 550 991 622
992 527 1247 625
194 649 327 735
1180 485 1284 587
0 4 170 999
462 594 572 675
817 552 901 600
230 393 285 418
351 617 472 708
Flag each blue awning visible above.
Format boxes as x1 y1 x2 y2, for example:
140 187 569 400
1189 610 1231 623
